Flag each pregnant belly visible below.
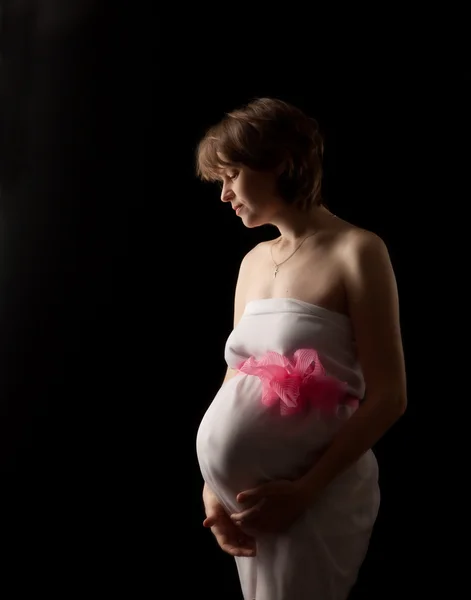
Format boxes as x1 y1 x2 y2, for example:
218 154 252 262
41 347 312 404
196 375 338 509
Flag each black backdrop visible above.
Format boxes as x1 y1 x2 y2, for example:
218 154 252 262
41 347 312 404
0 2 468 597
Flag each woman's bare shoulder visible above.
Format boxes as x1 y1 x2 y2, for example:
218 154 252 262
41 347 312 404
235 242 267 281
241 240 272 264
334 221 395 302
330 216 386 255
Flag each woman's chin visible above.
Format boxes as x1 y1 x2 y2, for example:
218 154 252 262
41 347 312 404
240 213 266 229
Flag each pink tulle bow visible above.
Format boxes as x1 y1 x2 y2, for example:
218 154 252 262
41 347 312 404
236 349 348 416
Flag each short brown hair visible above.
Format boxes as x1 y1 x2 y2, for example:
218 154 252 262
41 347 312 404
195 97 325 211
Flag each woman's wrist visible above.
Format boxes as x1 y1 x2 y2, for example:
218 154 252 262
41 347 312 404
294 470 322 509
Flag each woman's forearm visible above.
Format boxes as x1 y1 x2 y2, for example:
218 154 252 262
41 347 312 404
297 392 406 503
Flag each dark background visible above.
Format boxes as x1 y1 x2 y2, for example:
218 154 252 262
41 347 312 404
0 1 468 597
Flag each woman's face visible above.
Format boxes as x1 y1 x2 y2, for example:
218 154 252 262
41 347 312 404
219 164 284 228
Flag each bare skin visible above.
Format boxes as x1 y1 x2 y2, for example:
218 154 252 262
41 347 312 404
203 483 256 558
241 209 355 316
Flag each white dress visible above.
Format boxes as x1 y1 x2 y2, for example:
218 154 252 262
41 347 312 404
196 298 380 600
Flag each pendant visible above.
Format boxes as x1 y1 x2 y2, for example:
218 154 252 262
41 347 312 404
273 266 279 279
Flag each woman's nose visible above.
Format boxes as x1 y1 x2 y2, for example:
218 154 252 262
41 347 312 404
221 185 234 203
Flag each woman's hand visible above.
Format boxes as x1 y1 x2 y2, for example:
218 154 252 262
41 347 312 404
230 479 309 535
202 483 256 557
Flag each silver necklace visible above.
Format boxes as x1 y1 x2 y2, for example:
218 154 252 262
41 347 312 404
270 232 318 279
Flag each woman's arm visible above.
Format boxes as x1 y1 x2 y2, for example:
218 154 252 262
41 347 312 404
297 230 407 502
221 247 257 386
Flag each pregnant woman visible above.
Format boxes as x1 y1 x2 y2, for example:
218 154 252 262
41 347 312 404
195 98 407 600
